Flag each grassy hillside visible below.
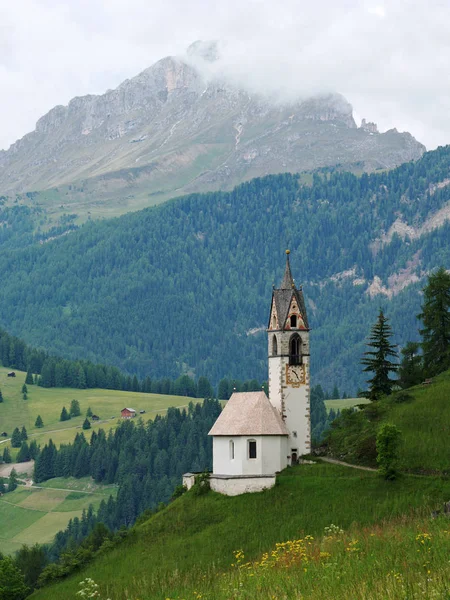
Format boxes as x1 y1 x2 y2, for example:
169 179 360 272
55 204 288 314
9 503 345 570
0 477 116 556
0 367 192 457
30 462 450 600
325 369 450 473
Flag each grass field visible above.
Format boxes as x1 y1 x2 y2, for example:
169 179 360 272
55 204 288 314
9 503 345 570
324 397 369 411
0 367 192 457
0 477 117 555
30 462 450 600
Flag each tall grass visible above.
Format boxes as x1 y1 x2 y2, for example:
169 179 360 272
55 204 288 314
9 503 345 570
31 463 450 600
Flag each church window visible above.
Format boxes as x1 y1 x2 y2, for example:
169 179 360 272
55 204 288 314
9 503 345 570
293 431 298 438
289 334 302 365
290 314 297 328
230 440 235 460
272 335 278 356
248 439 257 459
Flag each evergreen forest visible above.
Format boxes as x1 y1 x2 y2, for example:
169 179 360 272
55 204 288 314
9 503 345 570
0 147 449 391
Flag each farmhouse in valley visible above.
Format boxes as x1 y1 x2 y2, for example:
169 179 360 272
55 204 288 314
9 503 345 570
184 251 311 496
121 407 136 419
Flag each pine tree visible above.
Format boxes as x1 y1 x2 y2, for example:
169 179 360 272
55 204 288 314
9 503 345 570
60 406 70 422
11 427 22 448
398 341 423 388
82 417 91 430
0 389 3 403
17 442 31 463
21 426 28 441
361 310 398 400
2 447 12 463
35 415 44 428
8 468 18 492
21 384 28 395
86 407 93 418
0 477 5 494
29 440 40 460
418 267 450 377
25 369 34 385
70 399 81 417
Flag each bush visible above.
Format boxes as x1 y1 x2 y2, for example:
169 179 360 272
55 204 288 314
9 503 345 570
193 471 210 496
376 423 402 480
392 392 414 404
171 484 188 501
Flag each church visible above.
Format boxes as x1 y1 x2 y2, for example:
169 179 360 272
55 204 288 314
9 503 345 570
184 251 311 496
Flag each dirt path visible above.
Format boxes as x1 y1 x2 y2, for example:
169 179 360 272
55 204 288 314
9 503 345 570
320 456 377 472
0 460 34 477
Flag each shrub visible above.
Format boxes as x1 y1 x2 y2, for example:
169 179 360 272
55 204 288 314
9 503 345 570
193 471 210 496
376 423 402 480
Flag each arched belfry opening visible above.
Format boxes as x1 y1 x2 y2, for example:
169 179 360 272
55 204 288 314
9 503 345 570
289 333 302 365
272 335 278 356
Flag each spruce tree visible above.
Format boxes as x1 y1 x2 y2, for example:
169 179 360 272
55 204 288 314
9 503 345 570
29 440 40 460
361 310 398 400
398 341 423 388
35 415 44 428
17 442 31 463
0 389 3 402
418 267 450 377
21 384 28 395
86 406 93 418
82 417 91 430
60 406 70 422
21 426 28 441
25 369 34 385
8 468 18 492
2 447 12 463
70 399 81 417
11 427 22 448
0 477 5 494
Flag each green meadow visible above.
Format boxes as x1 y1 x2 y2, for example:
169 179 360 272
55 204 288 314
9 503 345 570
0 367 192 457
0 477 116 556
30 462 450 600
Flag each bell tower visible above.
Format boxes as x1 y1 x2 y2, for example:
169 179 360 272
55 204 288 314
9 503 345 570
268 250 311 462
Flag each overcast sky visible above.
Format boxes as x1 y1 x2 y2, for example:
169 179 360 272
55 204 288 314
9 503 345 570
1 0 449 151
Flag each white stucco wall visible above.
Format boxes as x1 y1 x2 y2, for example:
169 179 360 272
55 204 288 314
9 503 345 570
210 476 276 496
212 435 287 476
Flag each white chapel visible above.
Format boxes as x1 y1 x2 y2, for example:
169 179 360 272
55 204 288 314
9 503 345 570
184 251 311 496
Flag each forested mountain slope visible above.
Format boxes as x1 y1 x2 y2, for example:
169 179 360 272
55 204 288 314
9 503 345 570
0 147 449 391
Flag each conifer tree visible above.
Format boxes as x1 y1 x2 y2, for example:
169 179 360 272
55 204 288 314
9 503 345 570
22 384 28 395
59 406 70 422
0 476 5 494
2 447 12 463
398 341 423 388
0 556 28 600
35 415 44 428
82 417 91 430
418 267 450 377
29 440 40 460
8 468 18 492
0 389 3 402
70 399 81 417
86 406 93 418
361 310 398 400
11 427 22 448
21 426 28 441
25 369 34 385
17 441 30 463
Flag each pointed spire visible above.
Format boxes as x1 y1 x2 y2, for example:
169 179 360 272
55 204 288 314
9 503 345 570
280 249 295 289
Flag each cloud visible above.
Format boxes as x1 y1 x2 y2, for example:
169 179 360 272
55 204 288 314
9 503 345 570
0 0 449 151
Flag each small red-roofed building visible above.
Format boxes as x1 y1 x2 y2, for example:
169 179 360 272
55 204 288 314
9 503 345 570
121 407 136 419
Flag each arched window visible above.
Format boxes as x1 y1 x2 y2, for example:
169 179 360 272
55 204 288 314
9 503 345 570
248 439 257 459
290 314 297 328
272 315 277 329
289 334 302 365
229 440 235 460
272 335 278 356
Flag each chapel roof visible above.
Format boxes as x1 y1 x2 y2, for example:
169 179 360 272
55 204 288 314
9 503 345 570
270 251 309 330
208 391 289 436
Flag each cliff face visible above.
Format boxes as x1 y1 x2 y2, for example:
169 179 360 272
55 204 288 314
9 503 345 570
0 51 425 208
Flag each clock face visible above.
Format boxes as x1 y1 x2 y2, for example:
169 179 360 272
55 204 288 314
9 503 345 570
286 364 305 386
